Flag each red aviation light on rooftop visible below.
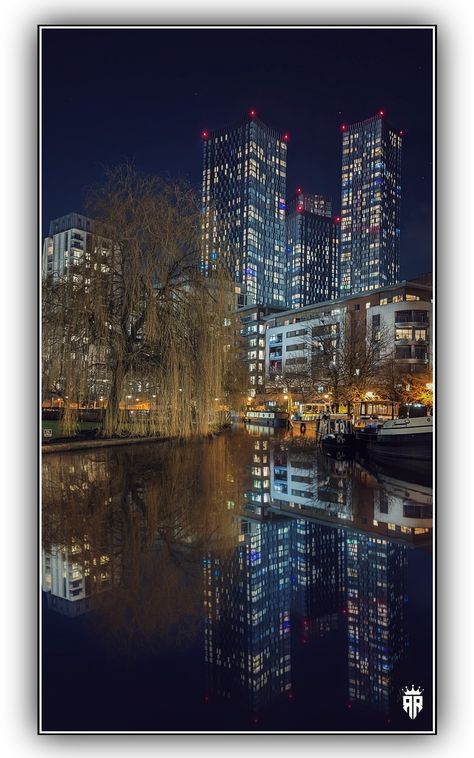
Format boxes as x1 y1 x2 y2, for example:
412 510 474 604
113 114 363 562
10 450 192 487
248 108 257 118
399 130 404 137
378 109 385 117
334 216 341 224
296 187 303 194
201 130 209 140
282 132 290 142
340 124 348 133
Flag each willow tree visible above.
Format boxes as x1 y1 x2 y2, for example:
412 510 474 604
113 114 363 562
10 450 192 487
42 163 236 437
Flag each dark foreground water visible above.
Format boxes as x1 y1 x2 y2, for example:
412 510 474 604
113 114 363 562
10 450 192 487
41 427 433 732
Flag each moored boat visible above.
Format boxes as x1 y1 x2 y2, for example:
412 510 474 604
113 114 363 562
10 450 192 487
244 410 290 428
356 414 433 461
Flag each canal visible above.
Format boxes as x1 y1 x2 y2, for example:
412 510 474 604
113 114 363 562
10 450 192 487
41 426 433 733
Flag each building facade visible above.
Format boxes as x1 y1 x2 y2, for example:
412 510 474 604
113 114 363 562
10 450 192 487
42 212 106 280
236 304 286 399
339 112 402 296
264 280 432 387
201 111 288 308
286 191 339 309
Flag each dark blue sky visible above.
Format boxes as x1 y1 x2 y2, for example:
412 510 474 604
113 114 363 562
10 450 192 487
42 27 433 279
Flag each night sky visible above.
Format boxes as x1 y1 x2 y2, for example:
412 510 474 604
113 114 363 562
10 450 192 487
41 27 433 279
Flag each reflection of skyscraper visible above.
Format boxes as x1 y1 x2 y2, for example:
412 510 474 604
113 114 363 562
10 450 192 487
292 521 346 639
346 535 408 713
201 111 288 307
203 517 292 716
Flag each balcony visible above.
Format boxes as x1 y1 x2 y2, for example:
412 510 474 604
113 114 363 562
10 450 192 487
395 337 429 345
394 319 429 328
394 310 429 328
395 357 429 365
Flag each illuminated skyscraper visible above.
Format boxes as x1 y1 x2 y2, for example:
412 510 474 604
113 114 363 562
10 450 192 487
201 110 288 307
339 112 402 296
286 190 339 308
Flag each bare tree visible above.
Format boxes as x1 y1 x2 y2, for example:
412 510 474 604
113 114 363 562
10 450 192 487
265 366 316 411
42 163 236 438
376 350 409 418
309 314 389 411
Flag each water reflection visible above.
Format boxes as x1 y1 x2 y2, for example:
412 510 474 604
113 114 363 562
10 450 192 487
203 516 292 721
41 428 432 731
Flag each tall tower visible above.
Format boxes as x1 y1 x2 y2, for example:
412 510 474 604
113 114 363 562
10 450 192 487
286 189 339 308
339 111 402 296
201 110 288 308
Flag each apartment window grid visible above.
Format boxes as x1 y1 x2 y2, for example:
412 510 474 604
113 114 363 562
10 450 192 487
340 115 401 297
201 116 288 307
287 194 339 309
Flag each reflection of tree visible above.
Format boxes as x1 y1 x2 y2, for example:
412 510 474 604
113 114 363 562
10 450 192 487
42 436 242 652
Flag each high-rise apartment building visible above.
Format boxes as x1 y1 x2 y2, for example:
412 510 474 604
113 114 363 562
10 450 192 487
339 112 402 296
286 190 339 308
42 212 108 280
201 110 288 307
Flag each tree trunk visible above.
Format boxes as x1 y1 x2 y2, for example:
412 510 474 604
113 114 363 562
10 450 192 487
104 359 126 437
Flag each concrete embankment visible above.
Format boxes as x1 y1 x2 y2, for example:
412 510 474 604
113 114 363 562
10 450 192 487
41 428 230 455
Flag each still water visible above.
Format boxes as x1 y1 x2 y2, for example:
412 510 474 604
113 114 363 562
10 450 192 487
41 427 433 732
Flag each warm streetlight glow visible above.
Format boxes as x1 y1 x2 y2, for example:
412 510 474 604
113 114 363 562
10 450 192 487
365 391 375 400
426 383 433 391
323 394 329 399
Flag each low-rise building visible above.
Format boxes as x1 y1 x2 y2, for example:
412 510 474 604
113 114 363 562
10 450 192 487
264 279 432 388
236 304 286 399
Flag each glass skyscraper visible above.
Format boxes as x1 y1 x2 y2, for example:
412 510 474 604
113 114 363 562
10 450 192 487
339 112 402 296
286 190 339 308
201 111 288 307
